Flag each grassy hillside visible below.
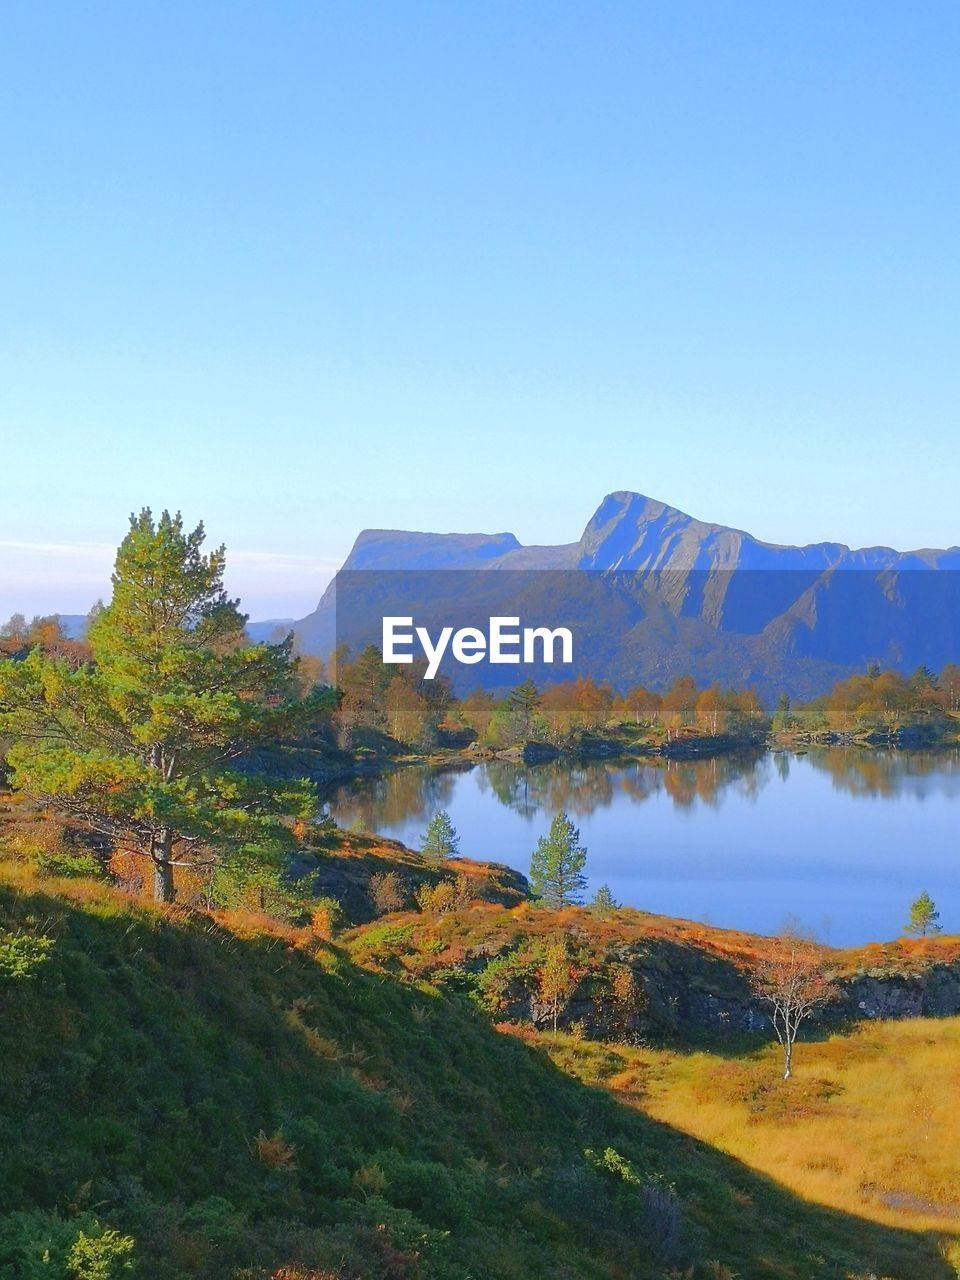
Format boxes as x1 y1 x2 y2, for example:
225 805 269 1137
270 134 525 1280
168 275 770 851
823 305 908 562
0 857 956 1280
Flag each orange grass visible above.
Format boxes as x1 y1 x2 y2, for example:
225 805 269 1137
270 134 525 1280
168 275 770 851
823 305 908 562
547 1017 960 1237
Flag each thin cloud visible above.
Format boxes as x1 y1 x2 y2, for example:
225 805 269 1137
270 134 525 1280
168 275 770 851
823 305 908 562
229 550 342 573
0 540 340 574
0 540 114 561
0 541 340 619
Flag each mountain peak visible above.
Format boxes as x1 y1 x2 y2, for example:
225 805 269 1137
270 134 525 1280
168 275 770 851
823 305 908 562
577 490 735 570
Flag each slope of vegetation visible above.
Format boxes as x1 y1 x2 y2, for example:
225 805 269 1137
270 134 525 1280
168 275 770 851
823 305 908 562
1 854 956 1279
342 897 960 998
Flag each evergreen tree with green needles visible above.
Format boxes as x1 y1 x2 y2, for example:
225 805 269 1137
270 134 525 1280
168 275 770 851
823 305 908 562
420 809 460 861
0 509 323 902
589 883 618 919
506 678 541 741
529 811 587 908
904 890 942 937
771 692 795 733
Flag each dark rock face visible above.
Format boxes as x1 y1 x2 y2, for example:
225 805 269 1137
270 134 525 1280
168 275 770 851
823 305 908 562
845 967 960 1020
495 938 960 1043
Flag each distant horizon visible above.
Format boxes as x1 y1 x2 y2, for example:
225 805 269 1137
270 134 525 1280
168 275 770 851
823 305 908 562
5 484 960 622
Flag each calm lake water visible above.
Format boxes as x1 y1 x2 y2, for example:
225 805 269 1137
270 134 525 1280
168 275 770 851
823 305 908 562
325 748 960 945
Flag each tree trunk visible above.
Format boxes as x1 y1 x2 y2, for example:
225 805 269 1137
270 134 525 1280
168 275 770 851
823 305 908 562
152 829 176 903
782 1042 793 1079
153 858 175 903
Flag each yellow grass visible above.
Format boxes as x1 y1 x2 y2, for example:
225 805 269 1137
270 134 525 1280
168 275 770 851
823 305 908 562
574 1018 960 1236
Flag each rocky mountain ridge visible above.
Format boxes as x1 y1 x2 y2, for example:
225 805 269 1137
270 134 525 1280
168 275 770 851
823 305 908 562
291 492 960 699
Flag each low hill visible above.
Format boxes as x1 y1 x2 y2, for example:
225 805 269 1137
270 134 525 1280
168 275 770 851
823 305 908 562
342 901 960 1043
0 856 955 1278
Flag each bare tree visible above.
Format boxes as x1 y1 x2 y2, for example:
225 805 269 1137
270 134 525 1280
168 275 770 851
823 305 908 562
749 929 837 1079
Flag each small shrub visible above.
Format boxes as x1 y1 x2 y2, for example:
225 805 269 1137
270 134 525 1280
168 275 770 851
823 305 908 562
584 1146 643 1186
254 1131 297 1170
37 849 103 880
0 1208 80 1279
351 1163 387 1198
940 1238 960 1277
310 897 343 940
369 871 406 916
0 930 54 981
414 880 456 914
2 819 72 863
107 851 144 893
474 947 534 1014
67 1228 136 1279
0 1211 134 1280
179 1196 243 1251
584 1148 685 1261
640 1177 684 1261
350 923 413 965
374 1151 474 1228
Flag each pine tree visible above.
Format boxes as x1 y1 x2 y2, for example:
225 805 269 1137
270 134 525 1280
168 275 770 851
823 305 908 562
529 811 587 908
420 809 460 861
771 692 794 733
904 890 942 937
589 883 618 919
506 678 541 742
0 509 321 902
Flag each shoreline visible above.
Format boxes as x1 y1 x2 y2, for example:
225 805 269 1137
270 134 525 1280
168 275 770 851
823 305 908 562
320 725 960 785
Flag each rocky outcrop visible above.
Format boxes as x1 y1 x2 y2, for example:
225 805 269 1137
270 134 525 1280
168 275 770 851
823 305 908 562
845 965 960 1019
299 837 530 926
489 937 960 1044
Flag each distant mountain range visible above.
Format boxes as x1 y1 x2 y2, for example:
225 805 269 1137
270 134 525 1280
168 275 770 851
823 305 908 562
291 492 960 702
41 495 960 702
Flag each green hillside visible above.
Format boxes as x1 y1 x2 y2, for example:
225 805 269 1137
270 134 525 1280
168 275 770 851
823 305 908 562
0 865 950 1280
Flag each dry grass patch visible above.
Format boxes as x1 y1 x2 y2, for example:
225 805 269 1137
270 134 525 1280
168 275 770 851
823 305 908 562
595 1017 960 1236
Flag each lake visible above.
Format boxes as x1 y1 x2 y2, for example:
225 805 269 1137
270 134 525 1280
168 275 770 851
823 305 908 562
324 747 960 945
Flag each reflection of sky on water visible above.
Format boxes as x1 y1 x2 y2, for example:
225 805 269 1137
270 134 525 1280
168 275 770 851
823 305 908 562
326 749 960 945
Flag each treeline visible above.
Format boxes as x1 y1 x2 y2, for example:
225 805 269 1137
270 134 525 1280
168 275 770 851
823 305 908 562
6 612 960 761
330 648 767 751
458 674 767 748
0 612 92 666
331 648 960 752
0 611 328 699
775 664 960 737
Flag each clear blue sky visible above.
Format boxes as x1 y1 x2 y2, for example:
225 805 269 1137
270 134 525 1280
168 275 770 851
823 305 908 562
2 2 959 619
